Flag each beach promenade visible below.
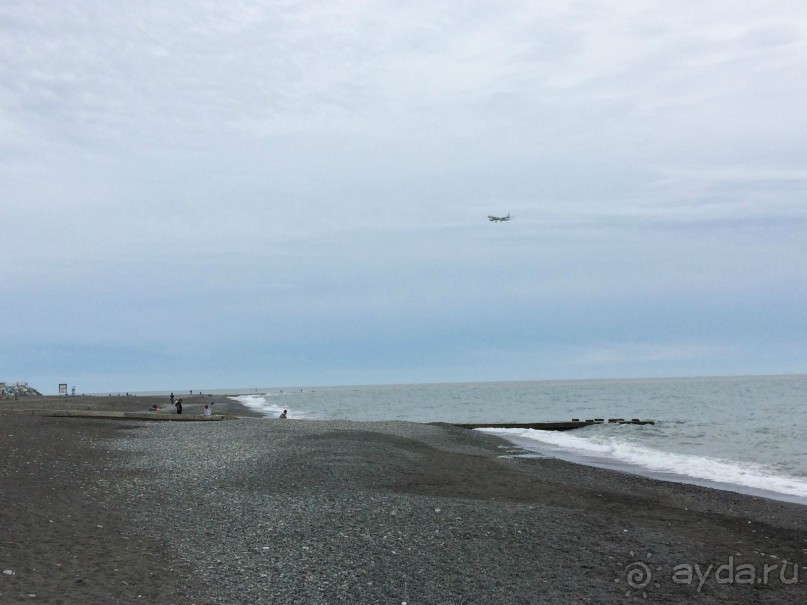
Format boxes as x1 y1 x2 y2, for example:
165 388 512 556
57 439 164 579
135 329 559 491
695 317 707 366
2 396 806 604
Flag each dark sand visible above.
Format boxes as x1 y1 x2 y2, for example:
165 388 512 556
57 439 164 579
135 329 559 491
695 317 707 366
2 394 253 417
2 395 806 604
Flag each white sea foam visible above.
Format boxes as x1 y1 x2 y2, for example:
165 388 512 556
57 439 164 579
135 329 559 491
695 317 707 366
211 376 807 503
229 394 311 419
479 428 807 500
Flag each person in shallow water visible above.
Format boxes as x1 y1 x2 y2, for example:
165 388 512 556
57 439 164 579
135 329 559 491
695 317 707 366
279 410 288 419
175 399 182 414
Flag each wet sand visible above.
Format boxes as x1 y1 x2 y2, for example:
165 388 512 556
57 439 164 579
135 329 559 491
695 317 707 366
1 396 806 604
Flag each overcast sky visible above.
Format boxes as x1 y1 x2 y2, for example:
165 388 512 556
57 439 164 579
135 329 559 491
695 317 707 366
2 1 806 394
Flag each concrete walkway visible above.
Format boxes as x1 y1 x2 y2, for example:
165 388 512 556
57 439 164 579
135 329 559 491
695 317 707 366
9 409 231 421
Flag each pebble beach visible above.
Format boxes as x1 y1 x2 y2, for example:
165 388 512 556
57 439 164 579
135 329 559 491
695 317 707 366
2 396 807 604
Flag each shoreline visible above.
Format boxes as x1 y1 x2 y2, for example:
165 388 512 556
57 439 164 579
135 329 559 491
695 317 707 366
7 394 807 506
488 433 807 508
11 393 807 508
2 397 807 603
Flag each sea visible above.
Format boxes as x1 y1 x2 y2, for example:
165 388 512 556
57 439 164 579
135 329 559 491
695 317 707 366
197 375 806 505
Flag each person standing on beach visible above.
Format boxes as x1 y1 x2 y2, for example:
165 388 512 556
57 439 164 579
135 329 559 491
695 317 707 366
175 399 183 414
170 392 175 406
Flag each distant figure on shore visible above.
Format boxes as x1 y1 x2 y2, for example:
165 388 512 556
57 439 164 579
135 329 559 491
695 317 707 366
279 410 287 419
175 399 183 414
170 392 174 405
203 404 212 417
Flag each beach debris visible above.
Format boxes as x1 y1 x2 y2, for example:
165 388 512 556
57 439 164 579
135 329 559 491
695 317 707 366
3 569 13 575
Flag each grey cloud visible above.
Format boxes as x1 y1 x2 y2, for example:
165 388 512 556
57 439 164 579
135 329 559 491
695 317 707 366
3 0 807 387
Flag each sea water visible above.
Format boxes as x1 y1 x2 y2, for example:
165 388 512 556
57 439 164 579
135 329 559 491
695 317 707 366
226 375 807 504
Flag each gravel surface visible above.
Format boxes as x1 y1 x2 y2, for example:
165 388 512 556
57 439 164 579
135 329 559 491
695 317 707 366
3 401 807 604
110 417 807 604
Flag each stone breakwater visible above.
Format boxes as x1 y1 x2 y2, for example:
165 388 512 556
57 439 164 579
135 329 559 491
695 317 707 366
102 418 807 604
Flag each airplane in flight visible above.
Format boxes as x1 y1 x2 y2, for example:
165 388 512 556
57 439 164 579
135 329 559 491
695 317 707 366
488 213 512 222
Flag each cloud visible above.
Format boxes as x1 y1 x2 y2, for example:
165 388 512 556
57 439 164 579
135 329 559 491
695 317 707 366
573 342 734 366
3 1 807 389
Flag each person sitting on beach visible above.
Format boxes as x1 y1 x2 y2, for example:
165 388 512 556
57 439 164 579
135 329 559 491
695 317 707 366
149 404 161 412
203 404 212 416
279 410 287 419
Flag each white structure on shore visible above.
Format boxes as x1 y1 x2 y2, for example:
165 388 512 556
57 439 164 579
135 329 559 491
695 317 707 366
0 381 42 398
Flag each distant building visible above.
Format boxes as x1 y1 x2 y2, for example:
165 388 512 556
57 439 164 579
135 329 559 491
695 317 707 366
0 381 42 398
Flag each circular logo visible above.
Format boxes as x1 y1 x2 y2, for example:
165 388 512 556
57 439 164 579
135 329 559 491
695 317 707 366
625 561 652 589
